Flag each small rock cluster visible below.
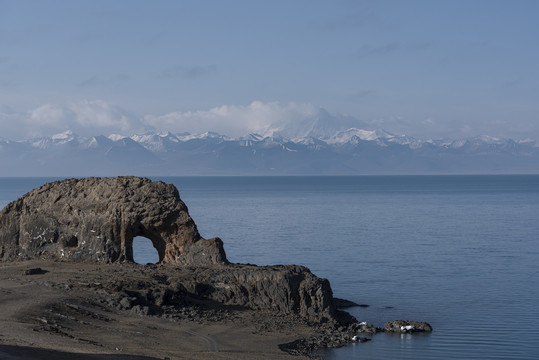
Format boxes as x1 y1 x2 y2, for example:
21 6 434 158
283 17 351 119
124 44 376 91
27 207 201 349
384 320 433 333
280 318 433 356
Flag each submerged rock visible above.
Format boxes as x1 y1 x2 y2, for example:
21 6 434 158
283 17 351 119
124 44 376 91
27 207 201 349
333 298 361 308
0 177 227 265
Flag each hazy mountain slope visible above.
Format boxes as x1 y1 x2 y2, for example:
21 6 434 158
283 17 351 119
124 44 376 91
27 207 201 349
0 127 537 176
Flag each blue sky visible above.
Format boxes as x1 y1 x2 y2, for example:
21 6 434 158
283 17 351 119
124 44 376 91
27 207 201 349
0 0 538 139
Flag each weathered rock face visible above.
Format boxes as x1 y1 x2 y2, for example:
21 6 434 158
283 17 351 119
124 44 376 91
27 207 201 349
0 177 227 265
96 263 342 323
179 264 339 323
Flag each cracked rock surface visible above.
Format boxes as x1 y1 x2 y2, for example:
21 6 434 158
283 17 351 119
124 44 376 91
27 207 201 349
0 177 227 265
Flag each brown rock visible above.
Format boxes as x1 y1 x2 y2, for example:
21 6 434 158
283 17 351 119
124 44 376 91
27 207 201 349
0 177 227 265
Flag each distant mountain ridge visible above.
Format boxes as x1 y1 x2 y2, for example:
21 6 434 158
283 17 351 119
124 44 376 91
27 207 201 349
0 128 537 176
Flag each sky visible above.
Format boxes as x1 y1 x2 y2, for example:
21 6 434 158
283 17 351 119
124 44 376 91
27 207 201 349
0 0 538 140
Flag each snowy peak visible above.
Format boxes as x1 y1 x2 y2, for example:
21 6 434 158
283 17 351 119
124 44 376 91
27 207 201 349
1 129 537 176
327 128 391 144
446 135 519 151
256 107 369 140
130 131 177 143
176 131 225 141
13 129 538 153
130 131 181 153
326 128 419 147
474 135 504 144
88 135 113 149
24 130 82 149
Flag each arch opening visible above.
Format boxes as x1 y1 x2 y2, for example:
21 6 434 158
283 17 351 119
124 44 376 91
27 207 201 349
132 236 160 264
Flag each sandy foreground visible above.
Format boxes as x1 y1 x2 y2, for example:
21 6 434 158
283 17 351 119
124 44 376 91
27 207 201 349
0 260 316 360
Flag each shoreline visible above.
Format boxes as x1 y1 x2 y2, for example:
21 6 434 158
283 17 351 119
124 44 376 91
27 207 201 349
0 177 433 359
0 259 432 359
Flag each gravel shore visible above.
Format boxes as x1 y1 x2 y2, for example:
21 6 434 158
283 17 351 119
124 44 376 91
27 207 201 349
0 260 322 360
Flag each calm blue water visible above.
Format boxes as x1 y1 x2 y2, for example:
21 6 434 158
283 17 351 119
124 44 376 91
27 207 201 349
1 176 538 359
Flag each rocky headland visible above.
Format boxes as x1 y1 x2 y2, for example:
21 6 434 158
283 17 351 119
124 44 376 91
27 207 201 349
0 177 431 359
0 176 226 265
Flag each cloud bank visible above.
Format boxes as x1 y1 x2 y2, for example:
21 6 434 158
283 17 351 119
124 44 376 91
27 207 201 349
144 101 319 137
1 100 147 140
0 100 321 139
1 100 537 141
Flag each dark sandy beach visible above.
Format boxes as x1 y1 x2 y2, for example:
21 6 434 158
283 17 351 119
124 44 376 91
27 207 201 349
0 260 316 360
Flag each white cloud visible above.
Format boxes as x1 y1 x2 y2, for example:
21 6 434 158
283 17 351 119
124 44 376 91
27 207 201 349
0 100 146 139
1 100 537 141
29 104 70 127
0 100 322 139
69 100 134 131
144 101 319 137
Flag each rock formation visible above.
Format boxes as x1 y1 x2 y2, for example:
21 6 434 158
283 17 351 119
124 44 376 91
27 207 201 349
0 177 351 325
384 320 433 333
0 177 227 265
98 263 345 324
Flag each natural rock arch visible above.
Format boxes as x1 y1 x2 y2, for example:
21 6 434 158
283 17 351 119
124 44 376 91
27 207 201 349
0 177 227 265
122 227 166 263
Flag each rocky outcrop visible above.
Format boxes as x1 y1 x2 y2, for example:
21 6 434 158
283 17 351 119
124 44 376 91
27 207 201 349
384 320 433 333
91 263 345 324
0 177 227 265
176 264 344 323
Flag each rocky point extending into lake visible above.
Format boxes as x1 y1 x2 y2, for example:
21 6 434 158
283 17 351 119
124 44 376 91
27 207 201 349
0 177 431 359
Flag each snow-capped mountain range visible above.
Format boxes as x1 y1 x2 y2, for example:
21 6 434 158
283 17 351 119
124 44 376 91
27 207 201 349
0 127 537 176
